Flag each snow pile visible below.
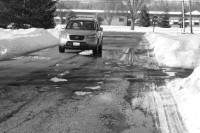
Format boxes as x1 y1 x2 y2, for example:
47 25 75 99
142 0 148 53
145 33 200 68
145 32 200 133
0 28 59 60
167 66 200 133
101 25 200 34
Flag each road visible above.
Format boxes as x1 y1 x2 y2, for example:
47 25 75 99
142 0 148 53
0 31 193 133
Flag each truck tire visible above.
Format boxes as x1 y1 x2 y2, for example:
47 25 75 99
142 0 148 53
93 45 98 55
59 46 65 53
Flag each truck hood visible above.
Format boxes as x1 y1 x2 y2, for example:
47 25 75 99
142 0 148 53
61 29 96 36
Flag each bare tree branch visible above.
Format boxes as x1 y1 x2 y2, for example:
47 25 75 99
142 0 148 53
118 0 152 30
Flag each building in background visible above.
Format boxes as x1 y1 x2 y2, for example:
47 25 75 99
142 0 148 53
55 9 200 26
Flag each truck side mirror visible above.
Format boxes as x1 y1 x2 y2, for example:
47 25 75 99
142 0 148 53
97 27 103 31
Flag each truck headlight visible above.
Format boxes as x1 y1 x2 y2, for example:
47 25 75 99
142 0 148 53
59 34 69 44
60 34 69 39
86 34 96 39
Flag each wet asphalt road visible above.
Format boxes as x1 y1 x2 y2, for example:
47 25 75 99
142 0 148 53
0 31 193 133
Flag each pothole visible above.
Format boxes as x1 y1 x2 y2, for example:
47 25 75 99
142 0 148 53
7 83 21 86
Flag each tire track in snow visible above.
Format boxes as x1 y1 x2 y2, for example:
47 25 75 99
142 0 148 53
160 87 189 133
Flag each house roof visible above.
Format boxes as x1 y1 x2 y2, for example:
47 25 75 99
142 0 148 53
56 9 200 16
186 10 200 15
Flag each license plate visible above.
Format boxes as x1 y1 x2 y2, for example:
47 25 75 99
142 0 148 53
73 42 80 46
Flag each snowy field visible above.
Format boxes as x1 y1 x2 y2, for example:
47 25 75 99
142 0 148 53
1 25 200 133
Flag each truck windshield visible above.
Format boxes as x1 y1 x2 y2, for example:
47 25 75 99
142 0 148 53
66 20 95 30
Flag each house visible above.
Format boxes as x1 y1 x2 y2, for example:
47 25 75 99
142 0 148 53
55 9 200 26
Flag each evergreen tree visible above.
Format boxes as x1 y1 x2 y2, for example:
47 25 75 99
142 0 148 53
66 10 76 23
0 0 58 29
138 6 151 27
158 6 171 28
0 1 10 28
97 15 104 25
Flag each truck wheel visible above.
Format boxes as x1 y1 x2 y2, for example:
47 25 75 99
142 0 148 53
92 46 98 55
59 46 65 53
98 45 102 54
101 37 103 45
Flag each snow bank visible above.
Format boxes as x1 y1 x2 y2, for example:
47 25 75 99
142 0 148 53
145 33 200 68
101 25 200 34
144 32 200 133
167 66 200 133
0 28 59 60
145 32 200 133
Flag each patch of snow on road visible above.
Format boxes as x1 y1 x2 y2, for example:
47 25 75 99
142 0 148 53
50 77 68 82
79 50 93 55
97 82 103 84
75 91 92 96
85 86 101 90
163 69 175 76
59 71 70 76
32 56 51 60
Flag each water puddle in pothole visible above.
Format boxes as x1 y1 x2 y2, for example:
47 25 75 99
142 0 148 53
97 81 104 84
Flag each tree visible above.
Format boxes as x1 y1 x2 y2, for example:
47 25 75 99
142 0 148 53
103 11 116 25
66 10 77 23
138 6 150 27
0 1 10 28
97 15 104 25
0 0 58 29
178 9 188 28
119 0 152 30
102 0 119 25
158 6 171 28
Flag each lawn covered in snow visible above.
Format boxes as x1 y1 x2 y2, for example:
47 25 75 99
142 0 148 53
1 25 200 133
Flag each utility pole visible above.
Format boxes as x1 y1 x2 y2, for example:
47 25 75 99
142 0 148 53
189 0 193 34
182 0 185 33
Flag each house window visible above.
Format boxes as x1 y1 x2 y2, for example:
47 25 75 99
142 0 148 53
194 22 199 26
173 20 179 25
173 22 178 25
119 18 124 22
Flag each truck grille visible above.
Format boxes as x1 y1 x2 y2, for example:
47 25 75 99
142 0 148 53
70 35 84 40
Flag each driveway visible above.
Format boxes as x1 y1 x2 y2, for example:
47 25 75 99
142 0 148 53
0 31 192 133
